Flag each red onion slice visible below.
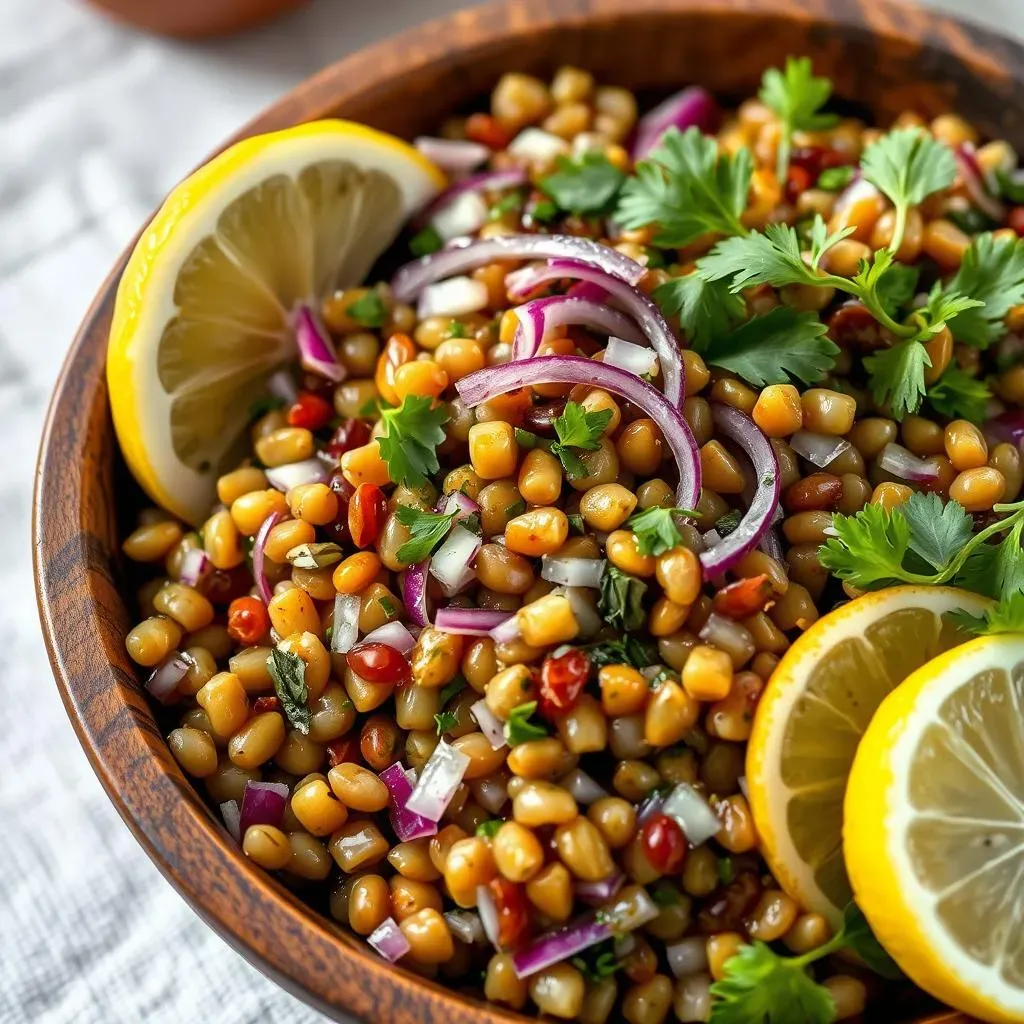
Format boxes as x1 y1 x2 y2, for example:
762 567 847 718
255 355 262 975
985 410 1024 448
699 404 779 578
406 740 471 821
456 356 700 508
265 458 330 492
295 305 346 383
470 699 507 750
505 258 683 407
489 615 523 644
632 86 720 160
331 593 361 654
435 607 513 635
380 762 439 842
567 280 609 302
956 143 1006 222
414 136 490 173
440 490 481 520
477 884 502 949
877 442 940 483
145 651 190 704
239 780 289 836
362 620 416 654
252 511 284 604
662 783 721 846
178 546 212 588
367 917 410 962
759 526 785 562
220 800 242 842
401 562 431 627
510 295 646 361
392 234 646 302
575 873 626 906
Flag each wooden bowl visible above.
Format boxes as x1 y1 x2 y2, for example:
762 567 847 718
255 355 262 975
35 0 1017 1020
83 0 309 39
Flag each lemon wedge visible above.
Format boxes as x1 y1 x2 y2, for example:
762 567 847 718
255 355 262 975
107 120 445 524
745 585 990 925
846 634 1024 1023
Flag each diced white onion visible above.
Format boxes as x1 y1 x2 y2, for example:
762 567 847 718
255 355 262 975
417 276 490 318
668 937 710 979
559 768 608 805
541 556 606 589
662 784 721 845
361 620 416 654
429 524 481 596
789 430 851 469
508 127 569 164
406 740 471 821
331 594 360 654
563 586 603 638
605 336 658 377
444 910 485 944
431 190 489 241
264 458 329 492
471 699 508 750
702 528 722 548
477 884 501 949
604 886 660 931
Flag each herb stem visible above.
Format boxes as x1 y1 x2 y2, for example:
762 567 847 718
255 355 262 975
775 137 791 194
888 203 908 257
814 273 916 338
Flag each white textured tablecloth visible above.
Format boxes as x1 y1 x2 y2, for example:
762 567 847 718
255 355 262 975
1 1 1022 1021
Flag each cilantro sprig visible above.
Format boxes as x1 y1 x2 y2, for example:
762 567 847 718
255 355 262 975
926 367 992 424
626 505 699 557
378 395 450 489
505 702 548 746
944 232 1024 348
551 402 613 480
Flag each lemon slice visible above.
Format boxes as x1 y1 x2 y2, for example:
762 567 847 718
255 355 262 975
107 120 445 524
746 585 991 925
845 634 1024 1023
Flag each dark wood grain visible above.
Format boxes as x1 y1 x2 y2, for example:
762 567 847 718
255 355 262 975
34 1 1016 1021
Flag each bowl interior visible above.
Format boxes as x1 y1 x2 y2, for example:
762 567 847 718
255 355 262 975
35 1 1023 1022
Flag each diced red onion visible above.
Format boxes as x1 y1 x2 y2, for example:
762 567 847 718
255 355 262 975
667 937 709 979
414 136 490 173
178 546 212 588
575 873 625 906
567 280 608 302
362 620 416 654
367 917 410 962
457 357 700 507
505 259 684 407
430 524 481 596
985 410 1024 448
700 404 779 578
435 607 513 636
252 511 284 604
431 190 489 241
559 768 609 805
220 800 241 843
401 562 430 627
331 593 361 654
470 699 508 750
489 614 523 643
445 909 485 944
877 442 940 483
441 490 481 521
380 762 439 842
563 586 603 639
508 127 568 163
789 429 852 469
417 276 489 319
510 295 646 361
473 776 508 814
662 783 721 845
392 234 646 303
632 86 720 160
295 305 346 383
265 458 330 492
637 791 666 825
956 143 1006 222
702 528 722 548
144 651 190 704
477 885 502 949
406 740 471 821
267 369 299 404
541 556 605 589
605 335 659 377
239 780 289 835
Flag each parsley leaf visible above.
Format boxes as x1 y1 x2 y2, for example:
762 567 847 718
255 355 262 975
901 492 975 570
598 565 648 631
816 165 855 191
627 505 699 557
489 191 524 220
615 126 752 246
410 225 443 257
759 57 837 181
585 635 658 670
909 284 984 341
265 648 310 735
717 857 735 885
653 273 746 352
568 513 586 535
378 395 450 489
702 306 838 387
395 504 458 564
540 151 626 215
862 340 931 420
346 291 387 328
874 263 920 319
505 702 548 746
860 127 957 254
945 232 1024 348
551 401 613 480
927 366 992 424
948 589 1024 636
476 820 503 839
434 710 460 736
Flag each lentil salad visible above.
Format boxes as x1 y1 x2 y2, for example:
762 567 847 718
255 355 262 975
116 58 1024 1024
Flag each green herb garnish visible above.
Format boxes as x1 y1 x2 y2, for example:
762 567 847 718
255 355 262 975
410 225 443 257
395 504 459 564
926 366 992 425
598 565 648 631
434 710 460 736
653 273 746 352
551 401 613 480
489 191 524 220
943 233 1024 348
816 165 855 191
717 858 735 885
265 648 310 735
439 677 467 707
505 701 549 746
948 591 1024 636
378 394 450 488
571 942 622 984
715 510 743 536
540 151 626 215
586 635 658 670
567 513 586 535
626 505 699 557
346 291 387 328
476 820 504 839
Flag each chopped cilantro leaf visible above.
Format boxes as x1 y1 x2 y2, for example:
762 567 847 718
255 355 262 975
489 191 524 220
598 565 648 631
476 820 503 839
540 151 626 215
715 510 743 536
816 165 855 191
568 513 585 534
944 232 1024 348
265 648 310 735
551 402 612 480
346 291 387 328
410 225 443 257
434 710 460 735
378 395 450 488
395 505 459 564
627 505 699 557
653 273 746 353
505 702 548 746
927 366 992 424
948 590 1024 637
586 635 658 670
439 678 466 707
571 943 622 984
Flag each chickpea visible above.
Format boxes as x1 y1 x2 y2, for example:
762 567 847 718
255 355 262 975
493 821 544 882
410 627 464 688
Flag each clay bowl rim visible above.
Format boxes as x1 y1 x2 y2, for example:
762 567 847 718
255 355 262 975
34 0 1017 1021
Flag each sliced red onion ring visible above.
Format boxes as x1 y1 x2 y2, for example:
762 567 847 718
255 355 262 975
441 490 481 521
178 546 212 588
444 909 485 944
220 800 241 842
505 259 683 407
418 276 489 319
560 768 609 805
575 873 626 906
667 937 709 979
252 511 284 604
605 335 659 377
877 442 940 483
541 556 606 589
239 780 289 835
567 280 608 302
402 562 430 627
510 296 646 361
362 620 416 654
662 783 721 846
489 614 523 644
145 651 190 704
477 884 502 949
295 305 346 383
380 762 439 842
392 234 645 303
435 607 513 635
331 593 361 654
406 740 471 821
265 458 330 493
632 86 720 160
508 127 568 164
457 357 700 508
789 429 852 469
470 699 507 750
414 136 490 173
700 404 779 578
956 143 1006 222
367 917 410 962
